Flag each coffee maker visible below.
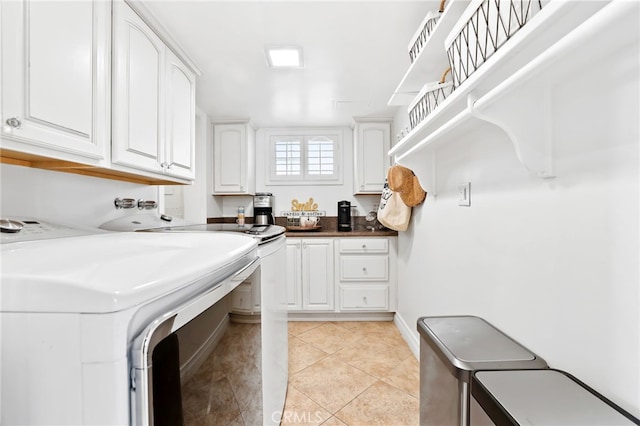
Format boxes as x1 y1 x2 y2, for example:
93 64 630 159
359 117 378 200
254 193 274 225
338 200 351 232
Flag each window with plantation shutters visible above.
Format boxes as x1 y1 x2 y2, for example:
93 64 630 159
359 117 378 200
268 131 342 185
274 138 302 176
307 136 334 176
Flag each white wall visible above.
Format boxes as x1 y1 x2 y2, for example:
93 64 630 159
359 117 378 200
0 164 159 229
392 49 639 415
212 126 381 219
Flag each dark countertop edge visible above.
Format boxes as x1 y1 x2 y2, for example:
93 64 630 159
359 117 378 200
285 230 398 237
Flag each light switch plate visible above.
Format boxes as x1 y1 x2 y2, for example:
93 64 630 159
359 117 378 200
458 182 471 206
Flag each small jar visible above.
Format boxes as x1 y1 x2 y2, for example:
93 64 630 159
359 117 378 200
236 206 245 226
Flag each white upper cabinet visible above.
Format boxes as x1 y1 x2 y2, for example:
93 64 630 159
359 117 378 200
1 0 110 163
112 1 196 182
112 1 165 174
112 0 197 182
164 49 196 180
213 122 255 194
1 0 197 184
353 119 392 194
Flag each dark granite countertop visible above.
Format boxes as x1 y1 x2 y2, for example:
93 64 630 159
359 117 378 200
208 216 398 237
278 216 397 237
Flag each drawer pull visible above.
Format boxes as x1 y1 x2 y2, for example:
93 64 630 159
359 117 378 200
362 267 367 273
362 244 366 249
363 296 368 304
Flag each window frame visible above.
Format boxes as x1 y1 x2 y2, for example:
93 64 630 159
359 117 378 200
266 129 343 186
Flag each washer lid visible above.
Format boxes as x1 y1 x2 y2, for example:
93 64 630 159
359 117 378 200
419 316 538 363
1 232 257 313
473 370 638 425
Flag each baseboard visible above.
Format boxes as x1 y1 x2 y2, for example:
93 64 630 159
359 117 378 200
180 314 230 384
394 312 419 359
287 312 395 321
230 312 262 324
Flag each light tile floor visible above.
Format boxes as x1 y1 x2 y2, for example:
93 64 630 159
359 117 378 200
283 321 420 426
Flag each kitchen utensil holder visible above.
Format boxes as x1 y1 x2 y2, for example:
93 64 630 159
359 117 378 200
408 68 454 130
408 0 447 63
446 0 546 88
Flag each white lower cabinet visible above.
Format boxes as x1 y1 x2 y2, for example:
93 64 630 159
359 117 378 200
287 237 397 314
340 286 389 311
286 239 334 312
230 278 261 315
336 238 397 312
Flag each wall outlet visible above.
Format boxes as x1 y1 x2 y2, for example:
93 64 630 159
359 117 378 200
458 182 471 206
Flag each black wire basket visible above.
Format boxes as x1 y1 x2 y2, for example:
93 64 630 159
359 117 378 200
446 0 547 88
408 0 447 63
408 68 454 130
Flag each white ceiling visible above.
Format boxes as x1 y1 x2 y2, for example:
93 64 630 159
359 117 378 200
144 1 436 128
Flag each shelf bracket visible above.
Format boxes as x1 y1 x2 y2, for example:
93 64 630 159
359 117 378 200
468 91 556 179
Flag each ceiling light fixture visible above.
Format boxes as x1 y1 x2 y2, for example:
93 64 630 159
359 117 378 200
265 46 303 68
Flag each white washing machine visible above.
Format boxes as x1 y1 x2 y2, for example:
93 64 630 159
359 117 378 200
0 217 258 425
99 214 289 425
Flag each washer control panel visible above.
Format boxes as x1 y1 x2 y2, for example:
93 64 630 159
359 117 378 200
0 218 94 243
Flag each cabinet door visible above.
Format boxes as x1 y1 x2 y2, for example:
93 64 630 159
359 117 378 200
286 240 303 310
1 0 109 162
164 49 195 180
302 239 334 311
213 123 251 193
354 122 391 194
112 1 165 173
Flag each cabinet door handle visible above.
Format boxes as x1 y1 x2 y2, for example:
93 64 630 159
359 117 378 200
5 117 22 130
362 267 367 273
363 296 368 304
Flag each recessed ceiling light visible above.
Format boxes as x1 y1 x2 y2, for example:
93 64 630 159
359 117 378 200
265 46 303 68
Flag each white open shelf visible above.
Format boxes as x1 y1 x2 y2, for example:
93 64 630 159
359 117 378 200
388 0 632 181
388 0 468 106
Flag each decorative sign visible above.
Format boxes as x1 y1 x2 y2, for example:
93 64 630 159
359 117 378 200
291 197 318 211
281 210 325 217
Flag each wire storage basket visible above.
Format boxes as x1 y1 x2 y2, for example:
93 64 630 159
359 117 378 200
408 0 447 63
408 68 454 130
446 0 547 88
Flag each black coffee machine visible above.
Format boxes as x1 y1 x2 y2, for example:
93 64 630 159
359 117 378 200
254 193 274 225
338 200 351 232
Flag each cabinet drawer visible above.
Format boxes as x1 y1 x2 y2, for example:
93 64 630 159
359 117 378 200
339 238 388 254
340 256 388 281
340 286 389 311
